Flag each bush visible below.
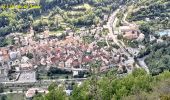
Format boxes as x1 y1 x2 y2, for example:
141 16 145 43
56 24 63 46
47 67 72 76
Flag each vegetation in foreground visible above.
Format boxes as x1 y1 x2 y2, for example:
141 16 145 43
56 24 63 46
33 69 170 100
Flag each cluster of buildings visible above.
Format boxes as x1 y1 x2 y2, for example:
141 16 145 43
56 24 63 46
0 24 139 82
119 24 145 41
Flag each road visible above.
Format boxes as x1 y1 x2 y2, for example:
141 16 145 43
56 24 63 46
107 9 120 45
106 8 132 58
1 78 87 91
121 6 150 73
106 7 150 73
1 78 87 84
137 56 150 73
0 91 23 95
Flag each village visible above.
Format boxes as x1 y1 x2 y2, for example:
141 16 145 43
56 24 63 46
0 21 145 82
0 7 147 99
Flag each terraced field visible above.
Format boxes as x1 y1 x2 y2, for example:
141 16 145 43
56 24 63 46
128 0 170 30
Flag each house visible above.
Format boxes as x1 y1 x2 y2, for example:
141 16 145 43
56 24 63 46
19 56 34 70
0 51 3 61
117 65 127 74
150 35 156 42
113 54 121 64
3 54 10 62
14 37 20 45
9 51 18 60
25 88 48 99
82 56 92 64
145 18 150 22
72 69 88 78
123 30 139 40
8 59 20 67
66 28 72 33
44 29 50 38
72 59 80 68
119 25 143 40
73 70 79 76
157 39 164 43
51 56 59 64
20 37 29 46
29 27 34 37
20 63 33 70
65 58 73 68
80 27 86 31
65 89 73 96
40 57 46 66
100 66 110 72
136 33 145 41
21 56 29 63
103 14 109 21
58 61 65 68
26 0 37 4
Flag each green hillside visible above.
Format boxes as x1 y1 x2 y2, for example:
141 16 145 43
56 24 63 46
128 0 170 30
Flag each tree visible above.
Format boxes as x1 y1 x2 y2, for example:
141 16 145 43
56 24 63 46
0 95 7 100
132 68 147 77
45 87 68 100
0 38 8 47
9 89 13 92
48 82 58 91
33 93 44 100
139 23 153 35
70 81 90 100
26 53 34 59
34 85 68 100
0 84 4 93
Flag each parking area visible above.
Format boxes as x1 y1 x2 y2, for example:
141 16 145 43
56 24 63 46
17 71 36 83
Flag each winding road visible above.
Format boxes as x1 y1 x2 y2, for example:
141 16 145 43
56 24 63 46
106 8 132 58
137 56 150 73
106 7 149 73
